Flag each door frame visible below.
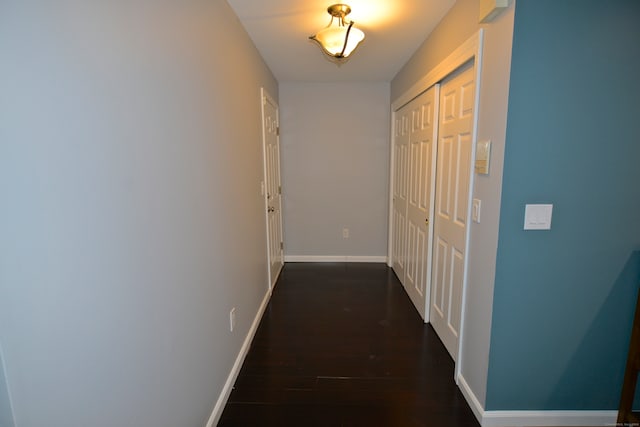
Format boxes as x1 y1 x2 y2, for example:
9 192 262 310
387 30 484 380
261 87 284 291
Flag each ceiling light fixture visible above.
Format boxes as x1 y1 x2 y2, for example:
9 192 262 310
309 4 365 64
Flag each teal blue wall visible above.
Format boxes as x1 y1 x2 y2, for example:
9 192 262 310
486 0 640 410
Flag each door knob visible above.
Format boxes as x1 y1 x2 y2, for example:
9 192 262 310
425 218 429 224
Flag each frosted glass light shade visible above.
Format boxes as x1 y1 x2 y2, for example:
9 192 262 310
310 24 365 59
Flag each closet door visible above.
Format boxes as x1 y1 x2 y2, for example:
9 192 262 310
403 86 438 318
262 89 284 288
391 105 410 282
429 62 475 360
392 86 438 320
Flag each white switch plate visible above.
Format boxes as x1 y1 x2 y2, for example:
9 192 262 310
524 204 553 230
472 199 481 223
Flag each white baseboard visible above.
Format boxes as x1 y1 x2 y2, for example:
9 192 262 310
205 288 272 427
458 374 485 424
482 410 617 427
284 255 388 263
457 374 617 427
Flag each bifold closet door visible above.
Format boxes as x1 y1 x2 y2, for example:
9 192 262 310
392 86 438 320
392 104 410 283
429 62 476 361
404 87 438 319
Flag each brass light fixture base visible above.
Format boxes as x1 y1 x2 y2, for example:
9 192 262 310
327 4 352 19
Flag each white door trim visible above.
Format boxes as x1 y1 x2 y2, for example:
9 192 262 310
388 30 484 381
457 31 484 382
388 114 398 267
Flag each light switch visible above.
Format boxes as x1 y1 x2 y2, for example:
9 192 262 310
472 199 481 223
524 204 553 230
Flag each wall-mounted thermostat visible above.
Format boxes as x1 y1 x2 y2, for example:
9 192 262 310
475 140 491 175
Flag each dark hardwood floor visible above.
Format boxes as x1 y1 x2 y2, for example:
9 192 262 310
219 263 480 427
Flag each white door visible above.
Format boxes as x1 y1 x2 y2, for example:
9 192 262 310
392 104 410 282
404 86 438 319
429 62 476 360
262 89 284 288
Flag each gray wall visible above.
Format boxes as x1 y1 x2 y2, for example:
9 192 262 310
280 83 390 259
391 0 515 407
0 346 14 427
0 1 277 426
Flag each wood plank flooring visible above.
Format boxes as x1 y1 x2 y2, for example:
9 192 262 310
219 263 480 426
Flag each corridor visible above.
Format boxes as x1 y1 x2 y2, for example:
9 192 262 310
219 263 479 426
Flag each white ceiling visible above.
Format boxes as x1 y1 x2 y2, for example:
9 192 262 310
226 0 456 82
